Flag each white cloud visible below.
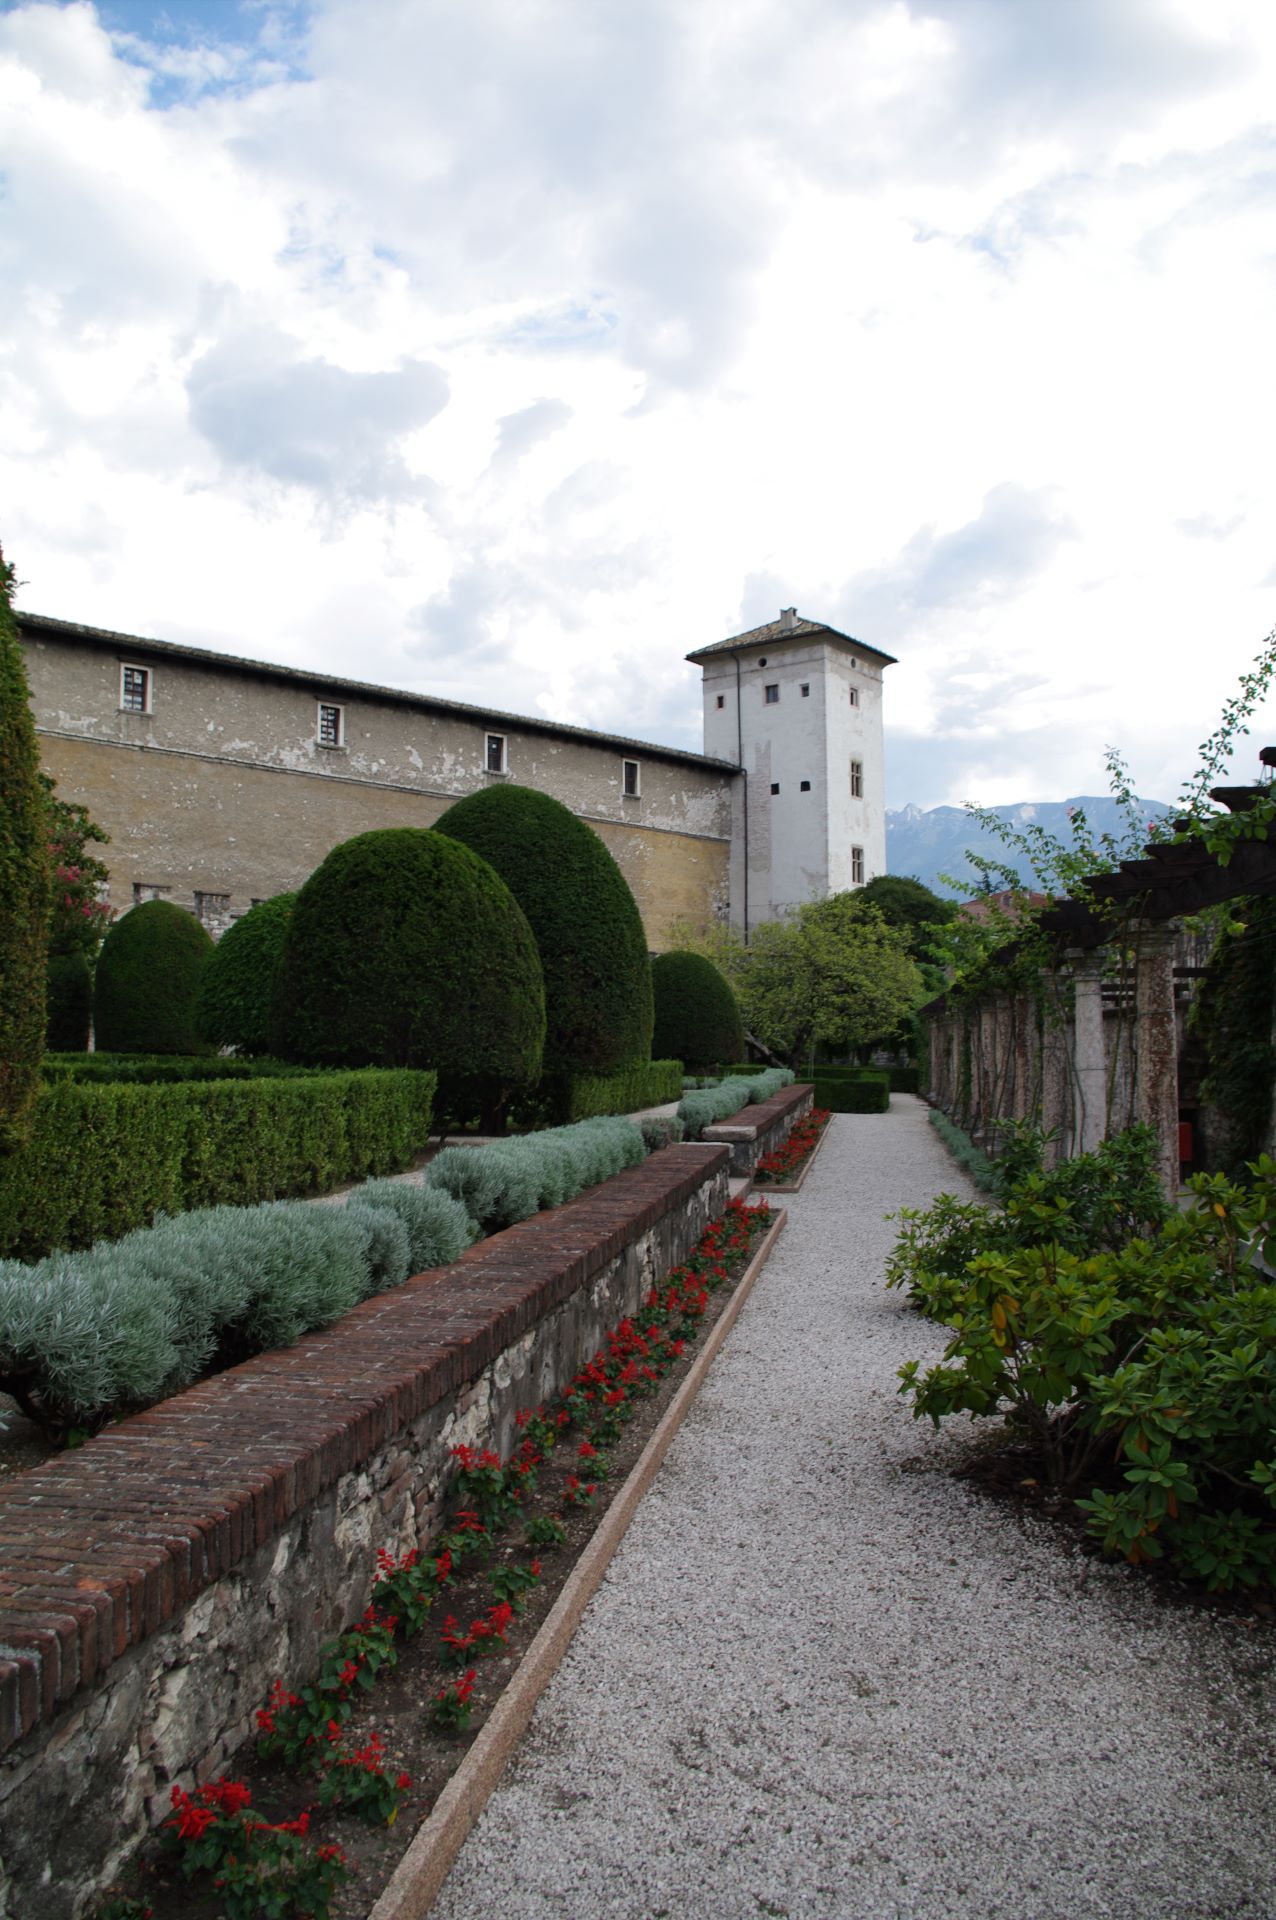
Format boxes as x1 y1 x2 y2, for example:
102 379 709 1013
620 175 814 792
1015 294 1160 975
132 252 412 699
3 0 1276 818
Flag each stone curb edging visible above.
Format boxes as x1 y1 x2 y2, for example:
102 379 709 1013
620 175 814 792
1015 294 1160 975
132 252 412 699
368 1206 789 1920
748 1110 834 1195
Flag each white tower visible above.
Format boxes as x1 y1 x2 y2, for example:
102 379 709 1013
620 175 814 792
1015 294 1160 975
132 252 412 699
687 609 894 935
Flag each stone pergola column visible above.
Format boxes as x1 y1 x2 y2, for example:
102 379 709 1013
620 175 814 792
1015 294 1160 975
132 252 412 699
1133 923 1181 1198
1068 950 1108 1157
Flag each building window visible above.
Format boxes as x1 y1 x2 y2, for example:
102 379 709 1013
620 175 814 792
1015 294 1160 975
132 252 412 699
800 683 810 697
716 694 725 709
758 656 768 667
770 782 780 795
317 701 344 748
622 758 641 797
800 779 811 792
120 664 151 713
852 846 865 885
764 684 779 704
849 686 860 708
850 760 863 797
195 891 230 925
133 882 169 904
485 733 507 774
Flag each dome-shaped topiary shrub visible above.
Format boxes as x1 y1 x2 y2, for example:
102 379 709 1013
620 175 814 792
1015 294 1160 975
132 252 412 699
651 949 745 1070
197 892 296 1056
46 951 93 1052
93 900 215 1055
270 828 545 1124
433 785 654 1089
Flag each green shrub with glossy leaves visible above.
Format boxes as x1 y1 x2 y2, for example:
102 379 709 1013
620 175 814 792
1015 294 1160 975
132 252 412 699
94 900 214 1055
434 785 654 1094
271 828 545 1126
197 892 295 1056
651 950 743 1070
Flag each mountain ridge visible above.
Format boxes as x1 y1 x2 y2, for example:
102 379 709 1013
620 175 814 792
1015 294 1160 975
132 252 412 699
886 795 1173 899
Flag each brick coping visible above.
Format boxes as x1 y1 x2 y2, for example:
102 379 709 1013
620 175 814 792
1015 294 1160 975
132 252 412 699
700 1081 812 1142
0 1144 728 1753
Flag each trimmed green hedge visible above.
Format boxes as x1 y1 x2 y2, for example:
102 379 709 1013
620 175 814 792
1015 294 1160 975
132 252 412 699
651 951 744 1070
94 899 214 1055
0 566 50 1151
0 1069 435 1259
565 1058 683 1120
197 892 296 1056
42 1053 315 1084
434 785 654 1083
814 1074 889 1113
45 954 92 1052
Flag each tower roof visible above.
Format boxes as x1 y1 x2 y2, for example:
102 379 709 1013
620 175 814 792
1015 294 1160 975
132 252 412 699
685 611 897 667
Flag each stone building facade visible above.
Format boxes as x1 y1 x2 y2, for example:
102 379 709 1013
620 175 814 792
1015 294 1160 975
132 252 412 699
17 606 892 946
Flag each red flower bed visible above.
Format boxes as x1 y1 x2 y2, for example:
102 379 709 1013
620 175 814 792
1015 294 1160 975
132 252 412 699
753 1106 831 1185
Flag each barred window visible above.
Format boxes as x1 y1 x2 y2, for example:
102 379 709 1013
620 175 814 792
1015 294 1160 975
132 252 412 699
852 846 865 885
317 702 344 748
623 759 641 797
486 733 507 773
850 760 863 798
120 664 150 713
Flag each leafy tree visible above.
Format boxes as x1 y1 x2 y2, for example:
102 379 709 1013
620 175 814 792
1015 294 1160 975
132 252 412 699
433 784 653 1087
197 892 296 1056
94 900 215 1054
0 547 52 1148
39 773 112 959
668 894 921 1071
651 950 744 1069
859 874 957 943
270 827 545 1127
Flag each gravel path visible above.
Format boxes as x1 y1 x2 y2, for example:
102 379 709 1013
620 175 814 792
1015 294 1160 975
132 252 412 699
433 1099 1276 1920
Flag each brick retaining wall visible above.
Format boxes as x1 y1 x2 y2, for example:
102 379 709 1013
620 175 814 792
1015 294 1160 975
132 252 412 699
0 1143 729 1920
701 1081 814 1178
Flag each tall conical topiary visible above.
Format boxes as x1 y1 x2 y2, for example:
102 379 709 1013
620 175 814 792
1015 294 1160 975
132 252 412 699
198 892 296 1056
0 547 52 1148
651 949 745 1071
94 900 215 1054
270 827 545 1124
433 785 654 1089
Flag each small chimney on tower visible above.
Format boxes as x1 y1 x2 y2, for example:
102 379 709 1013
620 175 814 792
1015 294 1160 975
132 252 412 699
779 607 797 632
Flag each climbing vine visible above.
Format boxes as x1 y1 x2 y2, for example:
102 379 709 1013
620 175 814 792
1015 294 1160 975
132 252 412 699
1191 894 1276 1175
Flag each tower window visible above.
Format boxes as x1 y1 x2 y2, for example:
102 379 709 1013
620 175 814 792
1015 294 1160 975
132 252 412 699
850 760 863 797
764 684 779 704
852 846 865 885
716 694 725 709
485 733 507 773
758 657 768 667
622 758 641 797
800 683 810 697
770 782 780 795
120 664 151 713
849 686 860 708
800 779 811 792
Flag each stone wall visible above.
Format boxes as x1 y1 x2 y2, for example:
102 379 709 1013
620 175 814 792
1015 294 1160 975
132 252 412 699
700 1082 814 1177
0 1144 730 1920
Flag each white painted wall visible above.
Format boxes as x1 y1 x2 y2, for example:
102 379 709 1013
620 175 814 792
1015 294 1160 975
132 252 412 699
698 625 889 932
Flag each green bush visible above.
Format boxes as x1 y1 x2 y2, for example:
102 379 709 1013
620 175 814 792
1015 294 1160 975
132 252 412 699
271 828 545 1127
640 1115 686 1151
563 1059 683 1120
425 1116 646 1235
0 554 51 1150
197 893 296 1056
888 1065 920 1094
46 953 92 1052
651 951 744 1071
893 1154 1276 1592
352 1179 474 1274
676 1068 796 1137
433 785 654 1092
0 1198 378 1437
0 1069 435 1259
94 900 214 1055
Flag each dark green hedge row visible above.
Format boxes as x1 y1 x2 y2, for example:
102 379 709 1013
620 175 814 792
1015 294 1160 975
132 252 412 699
0 1069 435 1259
42 1053 317 1084
565 1059 683 1121
814 1073 889 1113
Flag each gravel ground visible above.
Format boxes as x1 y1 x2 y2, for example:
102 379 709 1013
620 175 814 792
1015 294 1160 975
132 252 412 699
432 1099 1276 1920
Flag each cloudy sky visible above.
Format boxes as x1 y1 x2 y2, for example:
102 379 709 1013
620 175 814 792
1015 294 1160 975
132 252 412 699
4 0 1276 812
